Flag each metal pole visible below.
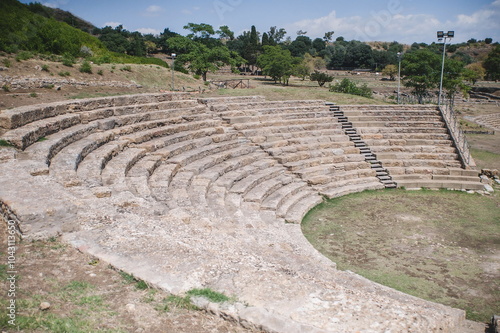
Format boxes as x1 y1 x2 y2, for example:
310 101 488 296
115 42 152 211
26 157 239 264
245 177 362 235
438 37 446 106
171 53 176 91
397 52 401 104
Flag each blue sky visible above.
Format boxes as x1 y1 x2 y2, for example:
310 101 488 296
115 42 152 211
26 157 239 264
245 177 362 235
18 0 500 44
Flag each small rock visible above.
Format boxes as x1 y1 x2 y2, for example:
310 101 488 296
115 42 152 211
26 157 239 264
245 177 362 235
484 184 494 193
89 273 97 277
30 167 49 176
480 175 491 184
125 303 135 312
39 302 51 310
92 187 112 198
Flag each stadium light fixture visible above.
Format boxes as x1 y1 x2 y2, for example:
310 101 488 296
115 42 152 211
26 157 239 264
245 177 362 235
437 31 454 106
171 53 176 91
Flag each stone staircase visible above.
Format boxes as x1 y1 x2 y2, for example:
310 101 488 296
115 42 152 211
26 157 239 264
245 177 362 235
329 103 397 189
0 94 483 333
336 105 483 191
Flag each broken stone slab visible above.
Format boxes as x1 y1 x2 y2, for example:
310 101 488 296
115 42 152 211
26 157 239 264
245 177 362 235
484 184 494 193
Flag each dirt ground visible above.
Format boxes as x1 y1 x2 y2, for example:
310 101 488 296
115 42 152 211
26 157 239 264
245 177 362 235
0 221 262 332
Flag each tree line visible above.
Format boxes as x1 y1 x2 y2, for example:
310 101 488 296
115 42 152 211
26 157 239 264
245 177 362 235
1 0 499 103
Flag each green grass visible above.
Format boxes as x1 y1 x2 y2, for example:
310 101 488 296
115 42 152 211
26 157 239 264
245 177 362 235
0 139 14 147
186 288 231 303
155 295 198 312
471 147 500 170
119 271 149 290
302 188 500 322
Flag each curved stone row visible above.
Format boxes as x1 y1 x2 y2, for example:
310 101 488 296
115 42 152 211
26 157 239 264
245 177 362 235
472 112 500 131
0 93 472 332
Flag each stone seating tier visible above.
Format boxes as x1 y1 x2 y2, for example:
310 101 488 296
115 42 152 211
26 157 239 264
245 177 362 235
0 94 483 333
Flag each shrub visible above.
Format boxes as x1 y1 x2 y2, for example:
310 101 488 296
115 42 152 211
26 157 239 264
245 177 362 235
2 58 11 68
62 54 75 67
15 51 34 62
41 64 49 72
2 84 10 92
120 65 132 72
310 70 334 87
79 61 92 74
330 78 372 98
58 71 70 77
97 69 103 76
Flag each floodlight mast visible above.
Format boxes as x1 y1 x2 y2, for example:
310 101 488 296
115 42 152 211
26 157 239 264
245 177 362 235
171 53 176 91
397 52 402 104
437 31 454 106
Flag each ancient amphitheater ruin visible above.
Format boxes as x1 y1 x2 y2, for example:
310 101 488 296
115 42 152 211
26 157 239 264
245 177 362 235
0 93 487 332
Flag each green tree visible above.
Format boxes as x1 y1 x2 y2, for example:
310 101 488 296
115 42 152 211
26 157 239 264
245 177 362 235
401 49 441 103
483 45 500 81
310 71 333 87
217 25 234 41
465 62 486 84
267 26 287 46
257 45 295 85
382 64 398 81
168 36 243 81
323 31 335 42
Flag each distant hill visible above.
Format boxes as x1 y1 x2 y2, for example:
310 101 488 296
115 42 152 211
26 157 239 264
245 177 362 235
0 0 106 56
26 2 97 34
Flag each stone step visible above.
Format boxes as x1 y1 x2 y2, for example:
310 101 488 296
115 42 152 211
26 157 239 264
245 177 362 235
49 131 115 177
230 166 286 196
167 139 243 168
284 153 366 171
395 179 484 191
225 111 333 124
241 122 342 138
276 190 322 221
76 140 129 186
260 134 350 150
368 145 457 154
1 113 82 150
101 147 148 187
149 163 180 201
244 174 294 203
375 152 459 160
212 157 277 190
232 116 338 131
317 179 385 199
26 122 101 165
282 192 324 224
306 168 377 185
358 127 449 134
260 181 308 211
208 99 323 112
380 159 462 169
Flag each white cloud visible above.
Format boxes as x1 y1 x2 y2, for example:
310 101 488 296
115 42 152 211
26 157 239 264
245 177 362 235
42 2 57 8
181 6 201 15
146 5 162 13
103 22 122 28
286 3 500 44
144 5 164 17
42 0 67 8
137 28 161 35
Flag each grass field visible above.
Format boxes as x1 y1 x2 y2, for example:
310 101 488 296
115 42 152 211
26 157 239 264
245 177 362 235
302 188 500 322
